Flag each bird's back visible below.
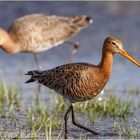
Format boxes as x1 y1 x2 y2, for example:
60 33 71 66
8 14 92 52
26 63 109 103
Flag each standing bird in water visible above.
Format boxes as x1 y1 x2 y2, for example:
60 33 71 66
0 13 92 70
26 36 140 138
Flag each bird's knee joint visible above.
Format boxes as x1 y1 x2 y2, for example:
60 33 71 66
74 43 80 49
72 120 77 125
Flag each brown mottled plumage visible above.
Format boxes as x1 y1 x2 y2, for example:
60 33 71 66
26 36 140 138
26 63 108 103
0 13 92 69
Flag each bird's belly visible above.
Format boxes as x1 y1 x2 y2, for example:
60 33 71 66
59 79 107 103
62 90 98 103
57 84 101 103
30 41 63 53
33 44 52 52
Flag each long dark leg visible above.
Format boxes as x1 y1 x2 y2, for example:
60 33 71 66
33 53 43 93
64 40 80 63
71 104 99 135
64 105 72 139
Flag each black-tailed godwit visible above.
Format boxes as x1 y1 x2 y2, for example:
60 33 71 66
0 13 92 69
25 36 140 138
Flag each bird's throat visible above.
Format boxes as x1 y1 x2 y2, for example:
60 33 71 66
99 50 114 76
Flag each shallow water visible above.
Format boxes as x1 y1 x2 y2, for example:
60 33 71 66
0 1 139 139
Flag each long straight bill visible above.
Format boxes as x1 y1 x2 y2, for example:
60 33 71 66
119 49 140 67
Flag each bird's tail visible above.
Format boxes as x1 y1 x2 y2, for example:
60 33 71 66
25 70 43 83
70 15 93 28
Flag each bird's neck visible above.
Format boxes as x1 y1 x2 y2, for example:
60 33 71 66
99 48 114 76
1 31 19 53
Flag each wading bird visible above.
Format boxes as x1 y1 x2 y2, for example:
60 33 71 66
0 13 92 70
25 36 140 138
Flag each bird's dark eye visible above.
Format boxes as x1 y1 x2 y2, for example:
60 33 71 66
112 42 116 46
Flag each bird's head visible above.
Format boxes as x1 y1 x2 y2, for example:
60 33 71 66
103 36 140 67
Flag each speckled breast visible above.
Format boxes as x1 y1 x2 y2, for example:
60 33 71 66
56 69 109 103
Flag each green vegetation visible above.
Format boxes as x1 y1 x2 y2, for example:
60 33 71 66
114 118 140 139
0 83 139 139
75 95 132 122
0 83 20 114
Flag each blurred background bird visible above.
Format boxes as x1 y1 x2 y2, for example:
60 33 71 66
0 13 92 70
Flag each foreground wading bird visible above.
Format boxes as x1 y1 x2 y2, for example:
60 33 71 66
25 36 140 138
0 13 92 70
